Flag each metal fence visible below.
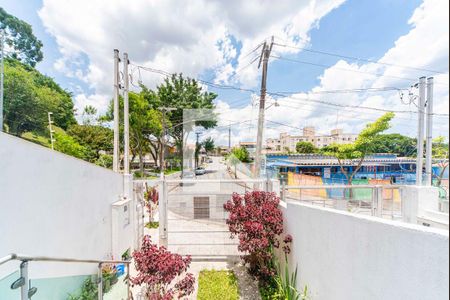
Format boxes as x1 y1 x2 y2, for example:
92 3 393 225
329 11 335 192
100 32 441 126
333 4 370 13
281 184 405 220
159 178 274 259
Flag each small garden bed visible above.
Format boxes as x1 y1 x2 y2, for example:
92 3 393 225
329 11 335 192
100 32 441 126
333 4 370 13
197 270 239 300
145 221 159 229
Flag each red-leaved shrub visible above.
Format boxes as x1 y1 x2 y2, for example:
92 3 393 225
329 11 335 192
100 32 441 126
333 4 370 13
224 191 284 280
144 185 159 223
131 235 195 299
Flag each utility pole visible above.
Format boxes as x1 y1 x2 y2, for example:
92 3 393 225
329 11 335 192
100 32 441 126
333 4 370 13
254 37 274 178
425 77 434 186
48 112 55 150
195 131 201 169
159 107 176 176
228 125 231 153
0 30 4 132
113 49 120 173
416 76 426 186
123 53 130 175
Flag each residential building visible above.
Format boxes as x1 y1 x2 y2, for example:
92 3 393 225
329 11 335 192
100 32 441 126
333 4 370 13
266 127 358 153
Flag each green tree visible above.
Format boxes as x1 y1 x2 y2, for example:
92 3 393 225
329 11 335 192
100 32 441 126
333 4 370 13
202 137 215 154
103 92 163 174
150 74 217 155
95 154 114 169
433 136 449 186
295 141 317 154
3 59 76 135
228 147 251 178
322 112 395 185
81 105 98 125
0 7 43 66
370 134 416 157
54 130 88 160
2 60 41 134
67 124 113 161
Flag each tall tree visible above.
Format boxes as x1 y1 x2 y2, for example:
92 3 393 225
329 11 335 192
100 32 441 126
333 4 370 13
81 105 98 125
202 137 215 154
103 92 163 174
0 7 43 66
296 141 317 154
322 112 395 185
151 74 217 155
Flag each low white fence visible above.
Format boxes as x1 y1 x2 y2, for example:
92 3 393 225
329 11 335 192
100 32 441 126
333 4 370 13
281 200 449 300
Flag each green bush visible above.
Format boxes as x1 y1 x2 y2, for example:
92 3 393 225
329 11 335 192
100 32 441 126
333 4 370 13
197 270 239 300
145 221 159 229
67 277 97 300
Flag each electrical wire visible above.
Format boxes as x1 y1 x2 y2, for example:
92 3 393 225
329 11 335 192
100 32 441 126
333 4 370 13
273 42 447 75
271 55 445 85
132 64 450 117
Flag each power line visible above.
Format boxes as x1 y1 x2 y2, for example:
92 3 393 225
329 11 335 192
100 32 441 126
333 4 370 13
132 64 450 117
268 91 450 117
273 42 447 75
273 86 407 95
271 55 422 84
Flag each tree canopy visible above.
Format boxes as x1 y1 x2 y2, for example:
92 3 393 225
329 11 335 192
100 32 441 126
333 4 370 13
3 59 76 135
202 137 215 153
296 141 317 154
67 124 113 161
0 7 43 66
229 147 251 164
370 134 416 157
147 74 218 151
322 112 395 184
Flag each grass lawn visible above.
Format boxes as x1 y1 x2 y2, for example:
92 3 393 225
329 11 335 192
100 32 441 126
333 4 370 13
197 270 239 300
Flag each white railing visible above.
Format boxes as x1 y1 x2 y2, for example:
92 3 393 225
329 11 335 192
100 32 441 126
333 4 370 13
0 254 131 300
281 184 406 220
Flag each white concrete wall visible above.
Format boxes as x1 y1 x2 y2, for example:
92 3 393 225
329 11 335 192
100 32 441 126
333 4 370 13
0 133 125 279
281 201 449 300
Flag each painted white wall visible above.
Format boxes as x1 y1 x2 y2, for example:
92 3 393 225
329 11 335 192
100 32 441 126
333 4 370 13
282 201 449 300
401 186 449 229
0 133 125 279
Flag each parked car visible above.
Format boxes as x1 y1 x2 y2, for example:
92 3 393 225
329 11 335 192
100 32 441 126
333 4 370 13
195 167 206 176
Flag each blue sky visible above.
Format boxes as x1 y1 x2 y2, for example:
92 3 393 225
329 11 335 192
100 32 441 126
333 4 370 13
1 0 448 144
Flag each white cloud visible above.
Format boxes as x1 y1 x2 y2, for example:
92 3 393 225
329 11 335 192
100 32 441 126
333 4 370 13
73 93 110 122
38 0 448 142
206 0 449 145
38 0 344 111
269 0 449 140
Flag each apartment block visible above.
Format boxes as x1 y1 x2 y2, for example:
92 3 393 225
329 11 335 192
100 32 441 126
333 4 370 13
266 127 358 152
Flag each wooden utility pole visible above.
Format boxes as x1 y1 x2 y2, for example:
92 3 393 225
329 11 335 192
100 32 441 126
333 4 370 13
254 37 274 178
